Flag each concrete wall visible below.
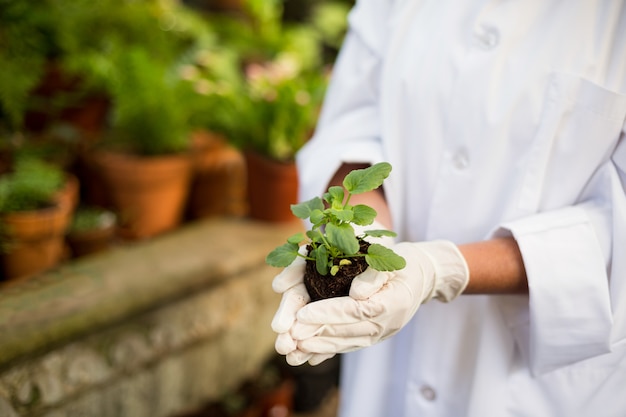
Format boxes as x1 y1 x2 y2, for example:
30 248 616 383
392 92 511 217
0 218 301 417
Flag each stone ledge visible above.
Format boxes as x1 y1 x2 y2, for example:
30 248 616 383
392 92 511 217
0 217 300 368
0 218 302 417
0 261 282 417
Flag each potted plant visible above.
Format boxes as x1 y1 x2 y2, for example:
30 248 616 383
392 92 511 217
176 40 250 220
0 156 77 281
236 54 328 223
185 130 248 220
0 0 208 138
73 0 220 239
191 0 329 222
88 47 197 240
66 206 117 258
266 162 405 301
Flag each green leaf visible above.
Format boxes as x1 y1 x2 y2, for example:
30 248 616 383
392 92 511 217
343 162 392 195
291 197 324 219
287 233 306 244
306 229 324 244
351 204 377 226
315 245 330 275
365 243 406 271
266 242 300 267
310 209 326 226
326 223 359 255
328 207 353 222
323 186 345 208
363 229 397 238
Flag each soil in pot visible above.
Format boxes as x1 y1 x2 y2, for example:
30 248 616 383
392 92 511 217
67 225 116 258
304 240 370 302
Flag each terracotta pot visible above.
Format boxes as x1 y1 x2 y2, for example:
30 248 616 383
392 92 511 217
0 174 79 281
188 131 248 219
55 174 80 216
67 223 116 258
91 150 192 240
244 152 298 223
0 205 69 280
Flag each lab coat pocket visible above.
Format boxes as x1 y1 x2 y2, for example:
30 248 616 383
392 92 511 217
518 72 626 212
507 343 626 417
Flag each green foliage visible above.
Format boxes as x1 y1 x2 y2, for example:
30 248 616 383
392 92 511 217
59 0 211 91
185 0 332 162
60 0 214 156
0 0 210 139
69 206 116 233
0 0 350 163
0 0 49 131
224 56 328 162
311 1 351 47
0 157 64 214
175 37 243 134
266 162 406 276
105 47 192 156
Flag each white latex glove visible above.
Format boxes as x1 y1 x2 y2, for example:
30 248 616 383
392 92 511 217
271 221 394 366
289 240 470 356
270 246 335 365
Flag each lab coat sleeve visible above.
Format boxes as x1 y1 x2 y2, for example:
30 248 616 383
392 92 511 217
296 0 392 201
495 124 626 376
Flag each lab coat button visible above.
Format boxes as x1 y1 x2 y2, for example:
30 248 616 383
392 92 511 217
474 25 499 50
420 385 437 401
452 149 470 169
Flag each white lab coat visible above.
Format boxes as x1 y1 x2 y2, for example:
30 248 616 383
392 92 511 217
296 1 626 416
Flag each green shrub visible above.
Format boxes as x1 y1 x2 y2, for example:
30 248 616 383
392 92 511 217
0 157 64 214
106 48 193 156
69 206 116 233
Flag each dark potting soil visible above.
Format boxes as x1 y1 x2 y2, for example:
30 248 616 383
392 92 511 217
303 240 370 302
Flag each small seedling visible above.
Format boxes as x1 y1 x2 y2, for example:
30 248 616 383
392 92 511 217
266 162 406 283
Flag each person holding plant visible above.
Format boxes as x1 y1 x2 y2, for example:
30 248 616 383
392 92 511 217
270 1 626 416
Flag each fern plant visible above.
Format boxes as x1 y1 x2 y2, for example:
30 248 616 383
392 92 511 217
0 157 65 214
106 48 192 156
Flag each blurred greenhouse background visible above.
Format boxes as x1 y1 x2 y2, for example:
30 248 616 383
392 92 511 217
0 0 353 416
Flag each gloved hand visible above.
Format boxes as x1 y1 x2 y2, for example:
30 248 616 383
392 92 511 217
287 240 470 360
271 221 396 366
271 246 336 365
